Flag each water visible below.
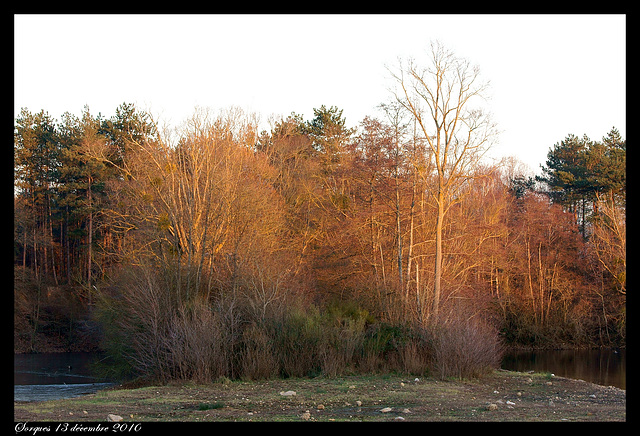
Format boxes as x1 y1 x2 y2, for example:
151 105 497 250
14 352 116 402
501 348 625 390
15 349 626 402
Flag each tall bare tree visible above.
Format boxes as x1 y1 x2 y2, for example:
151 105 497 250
390 41 497 323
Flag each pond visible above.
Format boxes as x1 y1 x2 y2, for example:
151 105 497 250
501 348 625 390
14 352 116 402
15 348 626 402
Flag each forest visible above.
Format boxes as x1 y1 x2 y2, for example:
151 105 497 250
14 45 625 383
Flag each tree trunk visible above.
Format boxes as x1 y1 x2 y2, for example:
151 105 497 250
433 188 444 323
87 174 93 303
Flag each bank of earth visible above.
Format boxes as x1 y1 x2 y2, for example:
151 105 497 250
14 370 625 422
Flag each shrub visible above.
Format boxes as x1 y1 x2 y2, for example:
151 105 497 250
96 263 502 383
428 312 504 379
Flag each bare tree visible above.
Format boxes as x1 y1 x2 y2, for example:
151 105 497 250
390 41 497 324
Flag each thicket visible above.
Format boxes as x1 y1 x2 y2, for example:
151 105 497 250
14 51 624 381
93 262 501 382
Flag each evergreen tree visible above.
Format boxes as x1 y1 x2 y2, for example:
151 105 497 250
14 109 61 280
303 105 354 173
538 128 625 237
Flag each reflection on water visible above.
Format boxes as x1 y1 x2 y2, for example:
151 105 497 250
16 349 625 402
14 383 115 402
14 352 115 402
501 348 625 390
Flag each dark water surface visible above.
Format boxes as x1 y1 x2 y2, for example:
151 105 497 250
501 348 625 390
14 352 115 402
15 348 626 402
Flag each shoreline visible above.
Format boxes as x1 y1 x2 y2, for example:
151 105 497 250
14 370 625 422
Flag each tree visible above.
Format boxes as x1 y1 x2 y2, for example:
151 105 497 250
390 41 497 324
14 109 61 281
303 105 354 173
537 134 591 236
538 128 625 238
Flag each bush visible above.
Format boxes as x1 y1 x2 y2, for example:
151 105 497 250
95 264 503 383
428 312 504 379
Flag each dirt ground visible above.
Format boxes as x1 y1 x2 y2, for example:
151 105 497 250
14 370 626 422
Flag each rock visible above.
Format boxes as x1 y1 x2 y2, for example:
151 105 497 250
317 404 325 410
506 401 516 406
280 390 296 396
402 408 411 413
394 416 405 421
107 414 123 422
487 404 498 411
400 382 405 387
517 392 522 397
355 400 362 407
380 407 393 413
301 410 311 420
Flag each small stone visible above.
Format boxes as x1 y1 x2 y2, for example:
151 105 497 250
394 416 405 421
380 407 393 413
487 404 498 411
506 401 516 406
301 410 311 420
400 382 405 387
402 408 411 413
589 394 596 399
280 390 296 396
546 381 553 386
517 392 522 397
414 378 420 383
317 404 325 410
349 385 356 389
107 414 123 422
355 400 362 407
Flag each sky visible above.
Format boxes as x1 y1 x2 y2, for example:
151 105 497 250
14 14 626 175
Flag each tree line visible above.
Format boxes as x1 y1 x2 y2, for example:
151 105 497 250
14 44 625 381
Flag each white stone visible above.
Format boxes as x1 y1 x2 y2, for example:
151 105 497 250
380 407 393 413
107 414 123 422
279 390 296 396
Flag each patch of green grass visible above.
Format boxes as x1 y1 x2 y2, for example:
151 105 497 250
197 401 224 411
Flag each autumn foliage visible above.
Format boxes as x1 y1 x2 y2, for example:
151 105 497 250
14 102 625 381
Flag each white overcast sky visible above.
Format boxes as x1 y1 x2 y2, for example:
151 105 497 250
14 14 626 174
